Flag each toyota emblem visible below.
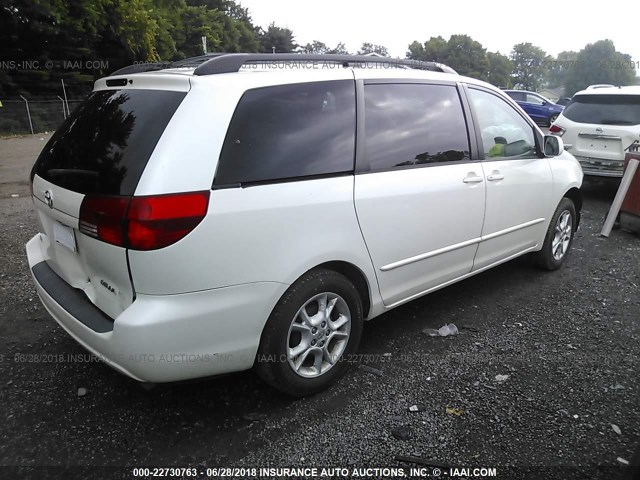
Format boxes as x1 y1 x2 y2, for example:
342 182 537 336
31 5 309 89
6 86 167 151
596 127 603 134
44 190 53 209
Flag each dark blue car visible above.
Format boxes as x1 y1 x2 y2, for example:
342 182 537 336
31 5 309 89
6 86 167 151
504 90 565 126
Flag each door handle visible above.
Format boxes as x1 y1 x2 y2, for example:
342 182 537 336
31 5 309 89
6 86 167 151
463 173 484 184
487 171 505 181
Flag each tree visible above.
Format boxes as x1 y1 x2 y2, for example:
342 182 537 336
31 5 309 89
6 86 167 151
357 43 389 56
486 52 512 88
301 41 350 55
258 23 297 53
302 41 329 54
565 40 636 95
0 0 265 99
445 35 488 80
327 43 350 55
546 50 578 87
423 36 448 63
510 42 547 91
407 35 490 78
407 36 448 63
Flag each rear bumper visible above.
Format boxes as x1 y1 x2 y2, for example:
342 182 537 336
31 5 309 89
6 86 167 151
26 234 287 383
574 155 624 178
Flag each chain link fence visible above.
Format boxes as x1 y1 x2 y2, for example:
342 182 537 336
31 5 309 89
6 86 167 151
0 98 84 136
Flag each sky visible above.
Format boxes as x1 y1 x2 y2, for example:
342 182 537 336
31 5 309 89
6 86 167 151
239 0 639 64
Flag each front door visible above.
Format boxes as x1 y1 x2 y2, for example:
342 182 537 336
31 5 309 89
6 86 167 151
466 87 553 270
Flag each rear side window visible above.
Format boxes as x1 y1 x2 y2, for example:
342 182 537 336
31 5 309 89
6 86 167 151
563 94 640 125
363 84 470 171
215 80 356 185
507 91 525 101
32 89 186 195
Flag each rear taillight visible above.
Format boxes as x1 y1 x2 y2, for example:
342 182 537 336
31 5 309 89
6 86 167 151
79 191 209 250
127 192 210 250
549 124 566 136
79 196 129 246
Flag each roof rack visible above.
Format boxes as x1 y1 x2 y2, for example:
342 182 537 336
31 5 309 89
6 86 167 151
109 53 228 76
109 53 457 77
193 53 457 75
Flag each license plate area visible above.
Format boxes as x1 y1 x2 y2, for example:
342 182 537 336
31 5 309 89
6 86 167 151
53 221 77 253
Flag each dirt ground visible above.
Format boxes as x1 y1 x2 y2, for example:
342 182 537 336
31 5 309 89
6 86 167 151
0 134 639 479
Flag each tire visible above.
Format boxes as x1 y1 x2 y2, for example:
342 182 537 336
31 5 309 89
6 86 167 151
256 269 363 396
549 114 558 126
534 197 576 271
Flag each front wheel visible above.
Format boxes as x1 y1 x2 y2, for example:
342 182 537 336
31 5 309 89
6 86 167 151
256 269 363 396
534 197 576 270
548 114 559 126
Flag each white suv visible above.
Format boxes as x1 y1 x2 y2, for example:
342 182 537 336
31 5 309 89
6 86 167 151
26 53 583 396
550 85 640 177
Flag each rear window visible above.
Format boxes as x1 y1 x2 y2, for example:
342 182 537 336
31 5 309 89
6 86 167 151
563 94 640 125
32 89 186 195
215 80 355 186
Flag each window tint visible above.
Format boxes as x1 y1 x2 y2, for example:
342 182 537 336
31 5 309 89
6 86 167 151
363 84 470 171
215 80 355 185
32 89 186 195
507 91 525 101
526 93 545 105
467 88 536 159
563 94 640 125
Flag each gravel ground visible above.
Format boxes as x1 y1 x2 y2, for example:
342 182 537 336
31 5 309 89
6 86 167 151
0 135 639 479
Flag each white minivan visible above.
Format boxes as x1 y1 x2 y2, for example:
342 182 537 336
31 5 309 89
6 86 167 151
26 53 583 395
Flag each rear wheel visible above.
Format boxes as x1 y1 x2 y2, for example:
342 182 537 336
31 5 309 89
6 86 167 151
548 114 558 126
534 197 576 270
256 269 363 396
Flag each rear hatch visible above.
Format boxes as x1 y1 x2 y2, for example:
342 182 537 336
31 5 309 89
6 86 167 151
31 78 188 319
562 93 640 167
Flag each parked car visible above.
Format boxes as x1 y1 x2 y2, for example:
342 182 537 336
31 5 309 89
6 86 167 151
556 97 572 107
504 90 565 126
550 85 640 177
586 84 616 90
26 53 583 396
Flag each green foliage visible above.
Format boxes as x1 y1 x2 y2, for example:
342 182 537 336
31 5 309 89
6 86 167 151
564 40 636 95
357 43 389 57
444 35 488 80
302 41 329 54
327 43 350 55
0 0 266 97
301 41 350 55
510 42 547 91
258 23 297 53
487 52 512 88
545 50 577 88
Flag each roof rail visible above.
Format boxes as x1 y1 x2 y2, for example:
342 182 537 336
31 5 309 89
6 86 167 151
193 53 457 75
109 53 228 76
108 53 458 77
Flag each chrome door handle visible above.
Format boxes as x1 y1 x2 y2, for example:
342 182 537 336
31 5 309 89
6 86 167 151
463 174 484 184
487 173 505 181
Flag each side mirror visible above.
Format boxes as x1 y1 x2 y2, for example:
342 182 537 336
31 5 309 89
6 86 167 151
544 135 564 157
